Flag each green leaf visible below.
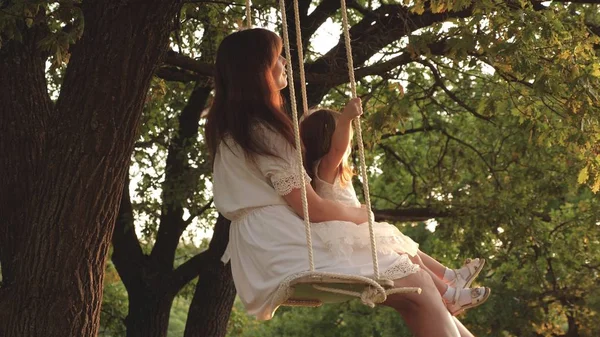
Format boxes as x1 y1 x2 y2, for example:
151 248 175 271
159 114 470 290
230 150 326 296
591 64 600 78
578 166 589 184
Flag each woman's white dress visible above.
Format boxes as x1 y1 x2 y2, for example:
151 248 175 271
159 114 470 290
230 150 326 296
213 125 419 320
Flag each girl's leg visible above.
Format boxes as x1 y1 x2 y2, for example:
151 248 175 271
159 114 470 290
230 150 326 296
418 250 485 289
417 250 447 278
410 254 490 314
410 254 448 295
383 269 460 337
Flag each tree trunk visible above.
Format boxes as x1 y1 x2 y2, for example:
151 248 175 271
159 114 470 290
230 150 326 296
125 291 176 337
184 216 236 337
0 1 181 336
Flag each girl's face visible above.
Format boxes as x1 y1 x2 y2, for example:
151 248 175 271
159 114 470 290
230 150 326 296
271 55 288 90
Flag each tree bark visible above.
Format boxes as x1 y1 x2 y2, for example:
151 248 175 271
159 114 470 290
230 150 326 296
0 1 181 336
184 215 236 337
125 291 176 337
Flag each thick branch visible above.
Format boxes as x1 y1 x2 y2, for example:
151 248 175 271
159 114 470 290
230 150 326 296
373 208 450 222
170 213 231 294
380 125 441 140
302 0 341 47
111 177 145 291
164 50 214 76
306 4 473 75
538 0 600 3
156 66 199 82
150 85 211 271
170 250 212 292
162 40 450 87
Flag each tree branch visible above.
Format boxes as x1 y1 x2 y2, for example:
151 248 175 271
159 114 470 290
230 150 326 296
184 198 213 225
302 0 341 47
532 211 551 222
170 250 212 292
111 177 145 291
164 50 214 76
379 144 424 183
373 207 450 222
418 59 494 122
170 214 231 293
536 0 600 4
306 4 473 75
156 66 199 83
439 129 502 188
150 85 212 271
380 125 441 140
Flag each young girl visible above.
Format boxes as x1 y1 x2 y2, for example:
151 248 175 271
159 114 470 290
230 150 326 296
300 98 491 315
208 27 476 336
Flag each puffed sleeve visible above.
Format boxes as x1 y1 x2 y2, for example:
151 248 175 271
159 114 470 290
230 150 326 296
253 125 311 196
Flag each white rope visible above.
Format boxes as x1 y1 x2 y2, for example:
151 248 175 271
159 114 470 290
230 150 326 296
339 0 380 280
245 0 251 27
279 0 314 271
291 0 309 116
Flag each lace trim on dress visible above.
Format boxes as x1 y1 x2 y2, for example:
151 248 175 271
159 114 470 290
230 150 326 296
272 171 311 196
382 254 420 279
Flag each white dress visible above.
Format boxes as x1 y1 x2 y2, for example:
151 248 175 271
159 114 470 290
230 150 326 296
311 161 420 260
213 125 419 320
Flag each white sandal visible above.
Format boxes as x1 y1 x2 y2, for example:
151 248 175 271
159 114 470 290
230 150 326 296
450 258 486 290
446 287 491 316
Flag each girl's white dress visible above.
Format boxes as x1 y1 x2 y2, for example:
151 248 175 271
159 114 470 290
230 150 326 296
213 125 419 320
311 161 420 260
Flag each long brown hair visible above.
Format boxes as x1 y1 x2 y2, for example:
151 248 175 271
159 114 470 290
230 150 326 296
205 28 295 159
300 109 354 186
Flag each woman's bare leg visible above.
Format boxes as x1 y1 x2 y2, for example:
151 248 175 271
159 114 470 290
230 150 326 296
453 317 475 337
383 269 460 337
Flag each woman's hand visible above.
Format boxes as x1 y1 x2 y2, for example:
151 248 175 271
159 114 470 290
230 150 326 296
341 97 363 121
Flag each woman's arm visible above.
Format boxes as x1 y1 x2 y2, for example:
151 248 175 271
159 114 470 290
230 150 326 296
319 98 363 182
282 183 368 224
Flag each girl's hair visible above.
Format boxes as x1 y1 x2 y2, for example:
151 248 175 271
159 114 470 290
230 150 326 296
205 28 295 159
300 109 354 186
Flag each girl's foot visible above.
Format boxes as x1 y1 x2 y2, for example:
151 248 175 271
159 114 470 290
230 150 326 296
445 286 491 316
444 258 486 290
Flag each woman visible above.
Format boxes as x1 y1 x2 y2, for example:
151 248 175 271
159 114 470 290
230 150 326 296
205 28 474 337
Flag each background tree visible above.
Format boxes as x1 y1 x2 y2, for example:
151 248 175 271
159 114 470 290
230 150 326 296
0 0 182 336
